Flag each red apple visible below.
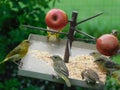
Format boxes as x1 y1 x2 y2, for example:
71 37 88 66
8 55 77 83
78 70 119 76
45 8 68 30
96 34 119 56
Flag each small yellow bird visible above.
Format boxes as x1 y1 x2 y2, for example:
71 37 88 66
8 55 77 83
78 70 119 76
47 27 60 42
90 52 120 74
111 30 118 37
111 70 120 84
81 68 102 85
90 52 102 59
50 55 71 87
0 40 31 65
94 59 120 74
110 29 120 56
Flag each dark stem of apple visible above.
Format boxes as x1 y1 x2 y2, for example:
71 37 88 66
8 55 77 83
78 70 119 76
64 11 78 63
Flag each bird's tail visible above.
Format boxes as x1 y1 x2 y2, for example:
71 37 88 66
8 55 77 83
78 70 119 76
62 76 71 87
47 27 60 42
0 54 20 65
47 32 59 42
114 76 120 85
0 58 8 65
98 80 103 84
114 64 120 69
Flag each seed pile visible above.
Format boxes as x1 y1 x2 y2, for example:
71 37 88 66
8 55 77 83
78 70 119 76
28 49 106 83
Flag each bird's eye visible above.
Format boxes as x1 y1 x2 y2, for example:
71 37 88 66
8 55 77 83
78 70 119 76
25 40 29 43
97 59 104 62
90 52 95 55
96 59 101 61
93 52 95 54
54 56 57 59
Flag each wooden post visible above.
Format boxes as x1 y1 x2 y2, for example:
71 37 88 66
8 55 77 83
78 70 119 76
64 11 78 63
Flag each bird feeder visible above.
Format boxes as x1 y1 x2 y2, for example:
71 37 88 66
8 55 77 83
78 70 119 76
18 11 106 90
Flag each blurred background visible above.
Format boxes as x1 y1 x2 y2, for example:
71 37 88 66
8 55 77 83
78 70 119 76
0 0 120 90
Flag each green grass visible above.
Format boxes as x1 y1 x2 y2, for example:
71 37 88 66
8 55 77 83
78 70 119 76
46 0 120 38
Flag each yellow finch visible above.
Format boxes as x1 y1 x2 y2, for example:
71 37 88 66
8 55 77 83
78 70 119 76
90 52 109 63
110 30 120 56
90 52 120 74
111 30 118 37
90 52 104 59
111 70 120 84
0 40 31 65
81 68 102 85
50 55 71 87
47 27 60 42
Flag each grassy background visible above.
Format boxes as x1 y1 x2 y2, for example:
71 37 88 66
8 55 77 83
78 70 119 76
47 0 120 38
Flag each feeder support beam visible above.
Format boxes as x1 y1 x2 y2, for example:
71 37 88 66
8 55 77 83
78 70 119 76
64 11 78 63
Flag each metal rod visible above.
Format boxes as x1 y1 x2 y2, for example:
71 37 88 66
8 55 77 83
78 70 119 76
73 38 96 42
22 25 68 36
75 29 96 39
76 12 103 26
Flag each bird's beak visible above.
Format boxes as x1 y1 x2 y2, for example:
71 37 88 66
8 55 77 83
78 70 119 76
89 53 92 55
93 60 97 62
89 52 97 56
49 56 52 59
89 52 94 56
29 41 32 45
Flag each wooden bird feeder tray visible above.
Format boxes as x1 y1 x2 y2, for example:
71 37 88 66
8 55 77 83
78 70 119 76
18 11 106 90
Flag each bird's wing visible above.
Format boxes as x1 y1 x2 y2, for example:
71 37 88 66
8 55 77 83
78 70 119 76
85 71 95 81
0 54 21 65
105 61 118 68
6 46 21 58
82 71 96 84
54 61 69 77
86 78 96 84
59 61 69 76
89 70 100 81
97 56 109 61
81 71 85 79
60 67 69 76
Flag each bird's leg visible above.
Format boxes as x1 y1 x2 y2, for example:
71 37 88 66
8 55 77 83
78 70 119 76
12 59 23 68
52 74 56 79
12 60 19 66
85 79 90 84
18 61 23 69
11 54 21 66
52 74 59 79
85 79 96 85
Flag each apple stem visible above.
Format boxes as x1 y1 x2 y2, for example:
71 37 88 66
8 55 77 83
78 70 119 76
64 11 78 63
